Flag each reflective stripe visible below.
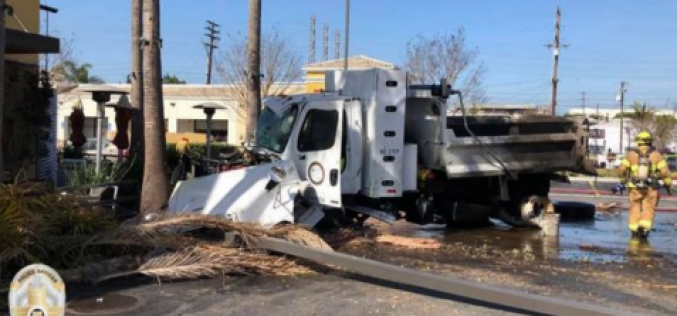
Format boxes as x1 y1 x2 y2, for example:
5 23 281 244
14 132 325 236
656 160 667 169
621 159 631 167
638 220 653 230
629 223 639 232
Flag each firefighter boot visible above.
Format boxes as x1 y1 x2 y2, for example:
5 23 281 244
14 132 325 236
637 226 650 239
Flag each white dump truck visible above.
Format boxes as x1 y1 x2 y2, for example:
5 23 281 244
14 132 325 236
168 68 594 229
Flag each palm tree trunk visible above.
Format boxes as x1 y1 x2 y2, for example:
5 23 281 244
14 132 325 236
0 0 6 180
246 0 262 142
140 0 169 214
130 0 145 165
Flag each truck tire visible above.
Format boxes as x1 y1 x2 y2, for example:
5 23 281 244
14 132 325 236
553 201 596 221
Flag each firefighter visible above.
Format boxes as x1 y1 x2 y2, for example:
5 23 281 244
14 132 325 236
618 131 673 238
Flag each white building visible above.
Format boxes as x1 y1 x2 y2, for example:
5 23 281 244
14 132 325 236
447 104 548 116
588 119 637 156
588 118 677 158
566 107 677 119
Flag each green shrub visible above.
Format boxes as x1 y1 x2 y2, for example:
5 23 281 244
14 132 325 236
166 143 240 163
65 161 133 187
0 180 117 275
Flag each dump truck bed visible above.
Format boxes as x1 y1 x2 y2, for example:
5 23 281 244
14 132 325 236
411 114 589 178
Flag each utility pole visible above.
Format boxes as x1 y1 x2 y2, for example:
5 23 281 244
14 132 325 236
596 103 600 121
344 0 351 70
618 81 628 154
546 6 568 116
581 92 586 117
204 20 220 85
309 15 316 63
335 30 341 60
322 23 329 61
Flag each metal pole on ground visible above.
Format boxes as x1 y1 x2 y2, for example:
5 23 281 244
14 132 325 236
258 237 633 316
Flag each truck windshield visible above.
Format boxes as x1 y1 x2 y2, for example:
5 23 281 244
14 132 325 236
255 105 298 153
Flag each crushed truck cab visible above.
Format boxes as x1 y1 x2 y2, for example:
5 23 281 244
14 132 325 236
168 68 593 229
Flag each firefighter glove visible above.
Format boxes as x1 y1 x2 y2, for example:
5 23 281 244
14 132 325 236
664 177 673 187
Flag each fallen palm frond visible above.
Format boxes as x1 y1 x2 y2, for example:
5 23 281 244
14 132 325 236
95 247 234 283
132 213 332 251
2 178 331 284
62 244 315 284
58 214 331 283
280 229 333 251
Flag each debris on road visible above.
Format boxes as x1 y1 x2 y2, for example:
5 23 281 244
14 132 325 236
375 235 442 249
597 202 619 212
58 214 331 284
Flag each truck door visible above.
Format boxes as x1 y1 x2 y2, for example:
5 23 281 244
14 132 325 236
292 100 343 207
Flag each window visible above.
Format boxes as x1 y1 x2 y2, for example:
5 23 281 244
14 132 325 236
256 106 299 153
194 120 228 142
589 129 605 139
83 117 108 139
589 145 605 155
298 109 338 152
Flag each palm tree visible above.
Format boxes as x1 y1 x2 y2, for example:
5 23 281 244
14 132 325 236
653 115 677 150
0 0 6 178
139 0 169 214
51 60 105 84
246 0 262 142
130 0 144 166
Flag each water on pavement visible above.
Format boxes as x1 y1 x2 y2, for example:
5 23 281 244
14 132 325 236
380 207 677 264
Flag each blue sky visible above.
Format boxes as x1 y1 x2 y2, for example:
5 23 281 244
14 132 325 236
44 0 677 114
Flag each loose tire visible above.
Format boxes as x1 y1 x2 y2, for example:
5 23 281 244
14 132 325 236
553 201 596 221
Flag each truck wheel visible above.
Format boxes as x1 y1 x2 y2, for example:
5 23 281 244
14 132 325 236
553 201 596 221
316 208 349 230
405 195 435 224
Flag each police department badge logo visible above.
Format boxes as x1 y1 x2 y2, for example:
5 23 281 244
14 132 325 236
8 264 66 316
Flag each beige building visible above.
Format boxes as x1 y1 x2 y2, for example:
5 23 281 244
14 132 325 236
57 55 398 148
57 83 305 147
303 55 396 92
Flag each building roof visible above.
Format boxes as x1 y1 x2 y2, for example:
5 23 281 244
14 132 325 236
471 104 539 110
303 55 396 71
58 83 306 99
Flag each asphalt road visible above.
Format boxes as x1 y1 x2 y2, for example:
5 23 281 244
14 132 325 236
66 274 525 316
62 184 677 316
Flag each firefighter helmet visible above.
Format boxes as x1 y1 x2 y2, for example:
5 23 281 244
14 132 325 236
635 131 654 146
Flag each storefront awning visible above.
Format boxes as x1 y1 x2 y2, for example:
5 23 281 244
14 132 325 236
6 29 60 54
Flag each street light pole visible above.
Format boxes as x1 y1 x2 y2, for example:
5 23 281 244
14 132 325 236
205 108 214 159
192 102 226 164
95 101 104 174
343 0 350 70
618 81 627 154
